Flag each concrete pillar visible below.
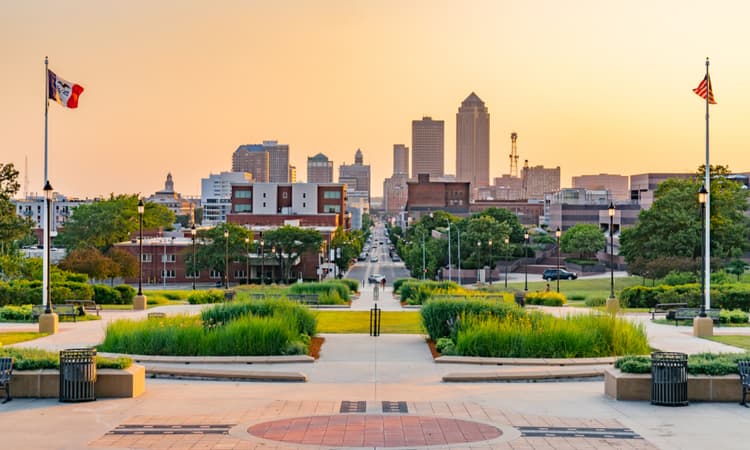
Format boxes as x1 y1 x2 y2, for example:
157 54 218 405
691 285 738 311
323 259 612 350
693 316 714 337
606 298 620 315
38 313 59 334
133 295 147 311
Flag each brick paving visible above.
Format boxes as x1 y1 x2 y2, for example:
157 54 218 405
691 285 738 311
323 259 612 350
89 400 658 449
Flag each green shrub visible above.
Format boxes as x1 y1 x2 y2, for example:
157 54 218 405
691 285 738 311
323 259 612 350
338 278 360 293
0 304 33 321
399 280 463 305
525 291 567 306
392 278 413 294
93 284 123 304
617 352 750 376
719 309 748 324
614 355 651 373
287 281 350 304
584 297 606 307
662 271 697 285
115 285 136 303
435 337 456 355
0 347 131 370
200 298 316 336
568 294 586 301
187 290 225 304
420 297 525 341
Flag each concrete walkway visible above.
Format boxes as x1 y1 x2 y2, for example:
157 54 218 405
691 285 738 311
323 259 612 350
2 288 750 449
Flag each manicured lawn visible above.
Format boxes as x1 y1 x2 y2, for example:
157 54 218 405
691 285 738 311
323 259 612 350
315 311 424 334
0 331 47 345
706 335 750 350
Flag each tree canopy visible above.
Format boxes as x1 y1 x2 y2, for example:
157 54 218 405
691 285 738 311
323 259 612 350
190 222 253 280
263 225 323 282
0 163 32 250
560 224 605 259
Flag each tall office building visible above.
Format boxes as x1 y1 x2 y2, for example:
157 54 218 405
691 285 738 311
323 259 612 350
232 144 269 182
307 153 333 183
572 173 629 202
522 163 560 199
339 149 371 206
393 144 409 176
263 140 289 183
411 116 444 179
456 92 490 189
201 171 254 224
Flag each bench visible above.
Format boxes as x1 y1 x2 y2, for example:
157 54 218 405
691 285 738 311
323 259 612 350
65 299 101 316
147 312 166 319
650 303 688 320
0 357 12 404
287 294 319 305
740 360 750 407
673 308 720 326
31 304 79 322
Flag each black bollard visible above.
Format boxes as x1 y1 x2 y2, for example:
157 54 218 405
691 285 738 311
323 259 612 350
370 302 381 336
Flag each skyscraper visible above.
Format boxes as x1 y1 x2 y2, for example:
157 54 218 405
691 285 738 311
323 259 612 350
411 117 444 179
232 144 269 182
393 144 409 176
339 149 371 206
456 92 490 189
307 153 333 183
264 140 290 183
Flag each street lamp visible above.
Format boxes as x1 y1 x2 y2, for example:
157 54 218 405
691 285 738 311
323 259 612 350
446 220 452 282
523 231 529 291
698 185 708 316
477 240 482 282
137 199 144 296
555 227 562 293
260 237 265 285
504 237 510 288
608 202 616 300
457 228 462 285
245 237 250 285
271 246 276 283
488 239 493 285
191 224 197 290
224 228 229 288
416 229 426 280
43 181 53 314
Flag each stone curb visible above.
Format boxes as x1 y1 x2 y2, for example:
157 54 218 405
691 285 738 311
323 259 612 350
435 355 618 366
98 353 314 364
145 366 307 382
443 367 605 382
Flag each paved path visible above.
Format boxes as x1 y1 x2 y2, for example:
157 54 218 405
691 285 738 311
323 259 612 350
3 287 750 449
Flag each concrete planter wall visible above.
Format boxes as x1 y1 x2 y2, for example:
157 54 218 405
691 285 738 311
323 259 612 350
566 261 606 273
604 367 742 402
10 364 146 399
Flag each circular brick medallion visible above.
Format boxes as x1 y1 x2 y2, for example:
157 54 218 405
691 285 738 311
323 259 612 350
248 414 502 447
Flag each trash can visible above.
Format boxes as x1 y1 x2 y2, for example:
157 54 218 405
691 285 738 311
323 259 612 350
514 291 526 307
59 348 96 402
224 290 236 301
651 352 688 406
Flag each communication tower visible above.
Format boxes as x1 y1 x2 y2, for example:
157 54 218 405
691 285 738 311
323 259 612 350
509 132 519 178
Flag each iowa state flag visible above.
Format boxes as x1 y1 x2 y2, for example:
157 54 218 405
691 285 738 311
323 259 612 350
48 69 84 108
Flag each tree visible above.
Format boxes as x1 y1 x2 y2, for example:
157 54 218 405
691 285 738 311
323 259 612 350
471 207 526 243
560 224 606 259
264 225 323 282
59 248 118 280
107 248 138 284
56 194 175 252
726 259 749 281
329 226 364 275
0 163 32 251
620 165 749 267
190 223 253 283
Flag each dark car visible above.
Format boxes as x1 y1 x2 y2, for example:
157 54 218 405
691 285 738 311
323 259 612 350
542 268 578 281
368 273 385 283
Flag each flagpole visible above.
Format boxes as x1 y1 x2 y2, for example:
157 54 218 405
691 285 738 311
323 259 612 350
43 56 50 311
704 57 711 313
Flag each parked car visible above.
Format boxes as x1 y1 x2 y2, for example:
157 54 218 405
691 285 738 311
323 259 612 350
542 268 578 281
357 253 368 261
370 255 379 263
368 273 385 283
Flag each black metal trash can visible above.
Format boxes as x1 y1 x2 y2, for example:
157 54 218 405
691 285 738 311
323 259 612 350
651 352 688 406
514 291 526 307
59 348 96 402
224 290 236 301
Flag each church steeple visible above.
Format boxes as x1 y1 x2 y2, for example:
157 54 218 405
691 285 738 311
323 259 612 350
164 173 174 193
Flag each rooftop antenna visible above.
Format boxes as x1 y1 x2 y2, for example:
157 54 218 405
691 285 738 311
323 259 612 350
510 132 519 178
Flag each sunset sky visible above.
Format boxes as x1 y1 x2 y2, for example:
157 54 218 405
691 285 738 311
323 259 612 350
3 1 750 199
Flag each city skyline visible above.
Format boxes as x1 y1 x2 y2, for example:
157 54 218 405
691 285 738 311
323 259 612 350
3 1 750 199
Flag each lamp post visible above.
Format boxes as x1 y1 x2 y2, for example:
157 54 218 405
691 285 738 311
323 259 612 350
457 228 462 285
555 227 561 293
504 237 510 288
608 202 616 300
245 237 250 285
477 240 482 283
43 181 53 314
523 232 529 291
191 224 197 290
446 220 452 282
488 239 493 285
698 186 708 317
271 246 276 283
260 238 265 285
418 229 426 280
137 200 144 296
224 228 229 288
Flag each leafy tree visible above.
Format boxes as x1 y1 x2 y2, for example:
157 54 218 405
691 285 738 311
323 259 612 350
471 207 526 242
0 163 32 250
725 259 749 281
464 216 511 268
190 223 253 284
329 226 364 275
59 248 117 280
56 194 175 252
264 225 323 282
560 224 606 259
107 248 138 284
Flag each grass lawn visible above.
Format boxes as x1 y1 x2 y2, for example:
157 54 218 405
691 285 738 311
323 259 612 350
706 335 750 350
653 319 750 328
315 311 424 334
0 331 47 345
487 275 644 306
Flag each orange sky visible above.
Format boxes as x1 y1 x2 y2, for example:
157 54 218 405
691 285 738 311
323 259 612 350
3 1 750 199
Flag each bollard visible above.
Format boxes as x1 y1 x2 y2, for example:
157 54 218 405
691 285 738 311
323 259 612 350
370 303 381 336
373 285 379 301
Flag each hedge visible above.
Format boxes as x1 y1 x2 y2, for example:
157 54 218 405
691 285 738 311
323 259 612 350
525 291 567 306
420 296 524 341
617 352 750 376
620 283 750 310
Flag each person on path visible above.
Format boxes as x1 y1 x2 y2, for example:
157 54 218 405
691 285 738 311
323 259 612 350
381 278 386 290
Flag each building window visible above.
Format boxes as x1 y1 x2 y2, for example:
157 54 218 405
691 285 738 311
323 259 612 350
234 270 246 278
210 270 222 279
262 202 266 208
161 254 176 263
323 191 341 199
302 202 306 208
186 269 199 278
234 190 251 199
302 193 306 198
162 269 176 278
263 193 267 198
235 204 252 212
327 205 341 213
141 254 152 263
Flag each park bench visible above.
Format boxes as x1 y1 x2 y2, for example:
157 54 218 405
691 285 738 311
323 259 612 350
287 294 319 305
673 308 720 326
65 299 101 316
739 360 750 407
147 312 166 319
31 304 79 322
0 357 12 404
650 303 688 320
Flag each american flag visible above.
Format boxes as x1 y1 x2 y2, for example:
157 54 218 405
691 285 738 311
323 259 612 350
693 75 716 104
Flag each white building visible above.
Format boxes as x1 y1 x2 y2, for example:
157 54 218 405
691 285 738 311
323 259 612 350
201 171 253 224
12 194 95 230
